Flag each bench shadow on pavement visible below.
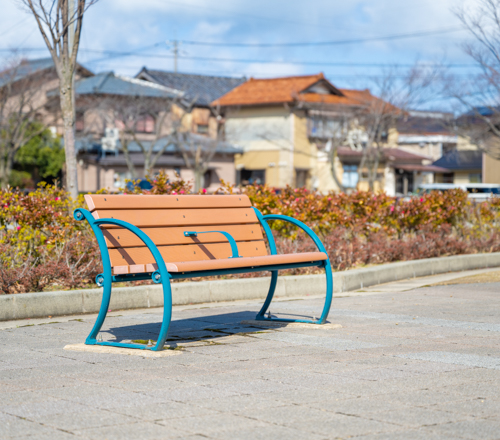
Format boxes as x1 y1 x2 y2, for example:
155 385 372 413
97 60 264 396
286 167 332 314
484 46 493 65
103 310 313 347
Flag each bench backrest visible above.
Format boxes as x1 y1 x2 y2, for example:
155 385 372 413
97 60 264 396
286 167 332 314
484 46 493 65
84 194 267 275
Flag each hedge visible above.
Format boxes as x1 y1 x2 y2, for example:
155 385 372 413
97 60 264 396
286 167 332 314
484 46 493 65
1 172 499 294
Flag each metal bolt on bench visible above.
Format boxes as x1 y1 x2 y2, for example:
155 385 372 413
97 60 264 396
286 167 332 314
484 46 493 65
74 194 333 351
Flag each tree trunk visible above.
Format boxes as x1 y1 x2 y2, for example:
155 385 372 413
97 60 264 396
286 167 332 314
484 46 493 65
0 148 15 189
368 149 380 192
0 158 10 189
120 137 137 179
60 69 78 199
328 143 345 192
194 168 203 192
143 151 152 177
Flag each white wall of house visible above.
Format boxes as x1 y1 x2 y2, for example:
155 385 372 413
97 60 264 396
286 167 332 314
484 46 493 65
225 106 291 150
397 135 457 162
225 106 295 187
415 172 433 189
454 171 480 184
383 166 396 196
314 151 342 193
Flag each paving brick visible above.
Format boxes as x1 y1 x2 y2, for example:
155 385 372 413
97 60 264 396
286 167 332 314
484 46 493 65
74 421 188 439
426 419 500 439
0 279 499 438
0 413 59 438
32 408 136 431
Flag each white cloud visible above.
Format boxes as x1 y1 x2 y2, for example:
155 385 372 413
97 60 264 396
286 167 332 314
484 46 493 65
0 0 483 90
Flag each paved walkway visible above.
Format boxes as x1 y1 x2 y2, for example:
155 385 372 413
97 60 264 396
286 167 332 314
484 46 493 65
1 273 499 439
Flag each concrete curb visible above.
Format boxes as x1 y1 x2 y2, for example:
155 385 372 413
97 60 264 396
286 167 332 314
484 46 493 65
2 252 500 321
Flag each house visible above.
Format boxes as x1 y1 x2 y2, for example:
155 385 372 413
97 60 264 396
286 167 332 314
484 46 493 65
135 68 245 138
1 57 93 134
337 147 447 196
432 150 483 184
410 106 500 185
0 57 93 187
59 71 242 192
213 73 436 194
453 107 500 184
396 110 457 161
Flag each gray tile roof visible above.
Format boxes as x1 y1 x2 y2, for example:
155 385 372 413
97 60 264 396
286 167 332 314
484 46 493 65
73 71 183 99
136 68 245 106
0 57 92 88
432 150 482 170
0 58 53 87
397 116 453 135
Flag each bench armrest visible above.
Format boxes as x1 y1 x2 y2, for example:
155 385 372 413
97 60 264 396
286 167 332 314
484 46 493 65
184 230 241 258
253 208 328 256
74 208 170 284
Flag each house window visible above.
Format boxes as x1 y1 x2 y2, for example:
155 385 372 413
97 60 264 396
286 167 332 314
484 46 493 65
136 114 155 133
196 124 209 134
204 170 212 188
240 169 265 186
469 173 482 183
308 116 342 139
342 165 359 188
295 169 308 188
442 173 454 184
396 170 414 195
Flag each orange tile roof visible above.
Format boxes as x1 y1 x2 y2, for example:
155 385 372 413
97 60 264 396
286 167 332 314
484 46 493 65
212 73 395 112
213 73 334 107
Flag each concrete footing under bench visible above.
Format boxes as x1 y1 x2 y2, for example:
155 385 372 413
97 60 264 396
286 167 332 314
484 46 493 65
63 343 181 357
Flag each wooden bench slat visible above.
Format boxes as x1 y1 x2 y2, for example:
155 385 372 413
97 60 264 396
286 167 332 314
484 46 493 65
112 251 327 275
85 194 251 211
93 207 258 228
102 224 264 248
109 240 268 268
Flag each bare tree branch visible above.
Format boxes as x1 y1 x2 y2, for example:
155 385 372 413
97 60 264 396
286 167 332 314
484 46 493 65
20 0 99 197
0 56 56 187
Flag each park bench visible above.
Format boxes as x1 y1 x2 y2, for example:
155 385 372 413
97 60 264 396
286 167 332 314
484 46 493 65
74 194 333 351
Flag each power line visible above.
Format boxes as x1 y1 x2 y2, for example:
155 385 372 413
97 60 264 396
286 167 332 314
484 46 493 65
2 46 475 69
0 46 478 70
79 49 477 68
180 27 466 47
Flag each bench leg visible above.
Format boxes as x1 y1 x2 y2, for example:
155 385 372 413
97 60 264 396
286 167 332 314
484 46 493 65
255 259 333 325
256 270 278 319
85 273 112 345
85 274 173 352
152 275 173 351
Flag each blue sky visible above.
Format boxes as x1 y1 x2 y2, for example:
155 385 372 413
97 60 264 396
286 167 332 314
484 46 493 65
1 0 479 96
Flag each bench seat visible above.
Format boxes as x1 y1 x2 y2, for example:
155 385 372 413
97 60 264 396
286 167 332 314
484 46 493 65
155 251 327 273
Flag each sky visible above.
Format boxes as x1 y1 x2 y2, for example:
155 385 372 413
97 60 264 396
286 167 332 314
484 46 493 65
0 0 481 104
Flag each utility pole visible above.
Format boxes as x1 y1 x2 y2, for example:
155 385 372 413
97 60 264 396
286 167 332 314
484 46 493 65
166 39 181 72
173 39 178 73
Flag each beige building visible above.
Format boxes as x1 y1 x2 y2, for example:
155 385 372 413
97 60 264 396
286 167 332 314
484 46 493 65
214 74 444 195
484 154 500 183
214 74 380 190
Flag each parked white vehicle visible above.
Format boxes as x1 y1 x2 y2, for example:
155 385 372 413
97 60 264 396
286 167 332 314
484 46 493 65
417 183 500 201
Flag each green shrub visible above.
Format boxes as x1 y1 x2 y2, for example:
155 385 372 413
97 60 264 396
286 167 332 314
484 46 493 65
1 173 499 293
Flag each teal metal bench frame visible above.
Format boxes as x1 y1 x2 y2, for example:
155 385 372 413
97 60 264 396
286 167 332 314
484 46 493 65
74 206 333 351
